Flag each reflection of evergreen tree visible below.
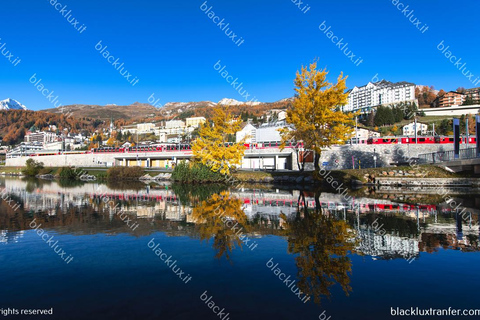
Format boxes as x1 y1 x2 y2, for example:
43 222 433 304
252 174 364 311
281 193 356 305
192 191 248 261
361 214 421 237
171 183 226 206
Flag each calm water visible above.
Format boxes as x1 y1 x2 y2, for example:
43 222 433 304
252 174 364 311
0 177 479 320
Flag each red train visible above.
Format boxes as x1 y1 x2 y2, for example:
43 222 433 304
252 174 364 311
367 136 477 145
91 141 301 154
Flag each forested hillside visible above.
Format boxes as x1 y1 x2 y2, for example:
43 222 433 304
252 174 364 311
0 110 105 145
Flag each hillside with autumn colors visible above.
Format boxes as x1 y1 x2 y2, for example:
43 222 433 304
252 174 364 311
0 110 106 146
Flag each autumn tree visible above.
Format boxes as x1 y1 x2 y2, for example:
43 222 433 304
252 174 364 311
192 105 245 175
106 137 115 146
416 86 437 107
280 62 355 171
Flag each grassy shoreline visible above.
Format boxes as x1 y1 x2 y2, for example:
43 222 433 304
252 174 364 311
0 164 475 184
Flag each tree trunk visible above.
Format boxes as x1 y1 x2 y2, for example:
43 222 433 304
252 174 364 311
314 189 322 214
314 152 320 172
296 149 303 172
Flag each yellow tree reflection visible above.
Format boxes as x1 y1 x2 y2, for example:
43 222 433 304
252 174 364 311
281 192 356 305
192 191 249 261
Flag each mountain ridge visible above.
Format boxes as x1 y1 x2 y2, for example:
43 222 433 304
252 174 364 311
41 98 293 121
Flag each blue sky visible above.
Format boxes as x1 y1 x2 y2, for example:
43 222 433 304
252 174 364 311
0 0 479 110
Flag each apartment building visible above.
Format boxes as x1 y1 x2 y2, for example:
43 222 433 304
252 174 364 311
433 91 466 108
121 123 156 135
185 117 206 128
343 80 416 113
24 131 58 145
465 87 480 104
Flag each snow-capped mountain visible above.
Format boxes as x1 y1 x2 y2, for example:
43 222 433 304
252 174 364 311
164 99 264 108
163 101 216 109
0 98 27 111
218 98 261 106
277 97 294 103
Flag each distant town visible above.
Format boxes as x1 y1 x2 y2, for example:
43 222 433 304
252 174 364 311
2 79 479 170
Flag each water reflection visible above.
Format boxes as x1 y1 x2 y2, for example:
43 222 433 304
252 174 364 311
1 177 480 305
191 191 249 260
281 198 355 305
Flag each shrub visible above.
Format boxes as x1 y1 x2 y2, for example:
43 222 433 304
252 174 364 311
58 167 78 180
22 159 44 176
38 168 53 175
96 172 107 180
171 161 225 183
106 166 144 180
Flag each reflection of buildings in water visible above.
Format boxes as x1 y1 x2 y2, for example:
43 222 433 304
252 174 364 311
0 230 25 244
104 201 189 222
356 216 480 259
422 217 480 252
420 232 480 252
1 185 87 215
243 203 296 219
164 204 189 221
355 227 419 260
2 178 480 256
2 178 457 219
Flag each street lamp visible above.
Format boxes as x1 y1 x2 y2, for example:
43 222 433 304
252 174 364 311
373 148 377 168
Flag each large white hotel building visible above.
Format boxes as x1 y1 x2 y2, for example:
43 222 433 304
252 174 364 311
342 80 416 114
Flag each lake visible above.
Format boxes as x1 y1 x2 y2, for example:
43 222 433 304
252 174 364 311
0 177 479 319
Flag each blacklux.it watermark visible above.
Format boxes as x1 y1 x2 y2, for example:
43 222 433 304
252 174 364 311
291 0 310 14
213 205 258 251
390 1 428 34
29 74 74 119
437 40 480 86
266 258 311 304
436 189 476 227
147 238 192 284
29 219 74 264
214 60 260 104
96 185 140 231
200 291 231 320
391 307 480 317
148 93 163 109
318 21 363 67
319 167 353 202
29 73 63 109
0 189 21 212
47 0 87 34
200 1 245 47
95 40 140 86
0 38 21 67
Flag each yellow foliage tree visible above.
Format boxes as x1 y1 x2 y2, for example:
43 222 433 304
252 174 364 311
106 137 115 146
192 105 245 175
280 62 356 171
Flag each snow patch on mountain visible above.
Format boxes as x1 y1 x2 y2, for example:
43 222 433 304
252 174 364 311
218 98 261 106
